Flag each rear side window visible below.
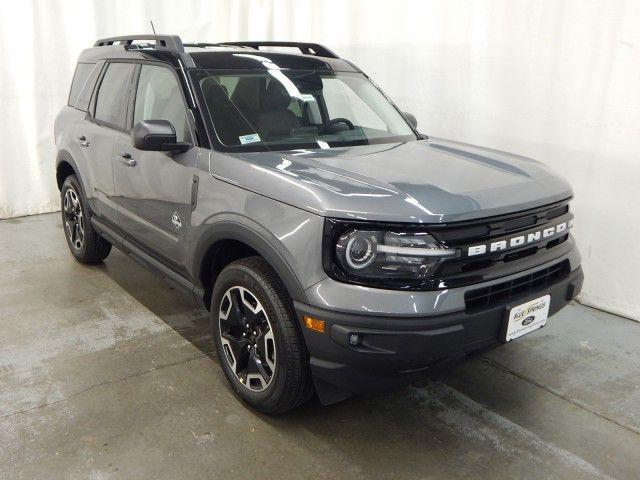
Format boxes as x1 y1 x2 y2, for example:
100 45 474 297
68 63 100 111
94 63 135 129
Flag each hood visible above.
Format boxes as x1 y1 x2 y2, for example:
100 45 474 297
211 138 573 224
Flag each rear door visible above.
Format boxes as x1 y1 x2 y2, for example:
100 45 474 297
75 62 136 223
113 63 197 273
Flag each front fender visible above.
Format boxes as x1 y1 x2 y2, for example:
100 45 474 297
191 217 309 303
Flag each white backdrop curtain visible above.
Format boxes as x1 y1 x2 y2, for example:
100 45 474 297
1 0 638 320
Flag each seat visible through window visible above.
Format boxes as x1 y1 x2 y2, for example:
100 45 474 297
201 78 255 145
254 80 301 140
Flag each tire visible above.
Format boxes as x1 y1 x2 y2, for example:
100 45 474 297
60 174 111 264
211 256 314 414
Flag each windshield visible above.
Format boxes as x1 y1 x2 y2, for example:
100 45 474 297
191 69 417 151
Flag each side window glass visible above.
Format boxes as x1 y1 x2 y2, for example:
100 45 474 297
69 63 100 110
134 65 190 142
94 63 134 128
74 63 102 112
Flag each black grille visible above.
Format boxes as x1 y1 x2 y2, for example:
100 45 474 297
464 260 570 311
431 199 573 289
433 201 570 246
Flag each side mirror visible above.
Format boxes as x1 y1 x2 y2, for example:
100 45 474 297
403 112 418 130
131 120 191 153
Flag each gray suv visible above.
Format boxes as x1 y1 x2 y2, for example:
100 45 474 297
55 35 583 413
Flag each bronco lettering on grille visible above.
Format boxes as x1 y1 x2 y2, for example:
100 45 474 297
467 220 571 256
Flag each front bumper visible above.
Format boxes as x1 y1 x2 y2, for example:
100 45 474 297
295 264 583 401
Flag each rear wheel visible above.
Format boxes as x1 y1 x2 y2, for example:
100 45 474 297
211 257 313 414
60 175 111 263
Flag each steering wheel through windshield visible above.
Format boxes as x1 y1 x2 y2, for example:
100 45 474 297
327 117 355 130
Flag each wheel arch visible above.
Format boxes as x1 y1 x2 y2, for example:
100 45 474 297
193 221 308 310
56 150 83 191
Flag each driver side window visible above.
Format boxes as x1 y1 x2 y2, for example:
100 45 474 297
134 65 190 142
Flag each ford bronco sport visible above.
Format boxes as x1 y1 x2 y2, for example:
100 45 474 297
55 35 583 413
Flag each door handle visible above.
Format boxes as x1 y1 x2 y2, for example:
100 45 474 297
78 136 90 147
119 153 136 167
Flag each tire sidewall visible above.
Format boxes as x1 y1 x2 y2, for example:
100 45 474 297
211 263 294 410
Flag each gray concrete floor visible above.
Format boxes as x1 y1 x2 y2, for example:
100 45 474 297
1 213 639 479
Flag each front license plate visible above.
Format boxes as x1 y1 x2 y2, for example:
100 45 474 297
502 294 550 342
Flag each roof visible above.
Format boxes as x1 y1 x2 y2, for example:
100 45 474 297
78 35 359 72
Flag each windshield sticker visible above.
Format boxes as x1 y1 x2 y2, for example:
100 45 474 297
239 133 261 145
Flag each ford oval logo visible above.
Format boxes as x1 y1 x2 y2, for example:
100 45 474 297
522 315 536 326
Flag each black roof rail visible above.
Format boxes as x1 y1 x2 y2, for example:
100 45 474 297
92 37 338 59
183 43 226 48
93 34 185 52
214 41 339 59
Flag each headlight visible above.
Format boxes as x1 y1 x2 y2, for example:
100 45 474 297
324 220 460 289
340 232 378 270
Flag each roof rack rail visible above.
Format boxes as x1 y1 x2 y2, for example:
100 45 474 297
214 41 339 59
183 42 225 48
94 35 185 52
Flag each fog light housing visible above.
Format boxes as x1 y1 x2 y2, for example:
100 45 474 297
348 332 360 346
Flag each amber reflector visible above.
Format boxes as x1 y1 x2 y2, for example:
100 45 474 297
303 316 325 333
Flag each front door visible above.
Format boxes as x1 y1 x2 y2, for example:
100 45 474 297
113 63 198 273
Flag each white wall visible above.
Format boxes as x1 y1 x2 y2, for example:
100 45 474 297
1 0 638 320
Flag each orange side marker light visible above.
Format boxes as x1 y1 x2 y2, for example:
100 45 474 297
303 316 325 333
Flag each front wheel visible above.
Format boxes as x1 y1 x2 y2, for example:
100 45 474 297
211 257 313 414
